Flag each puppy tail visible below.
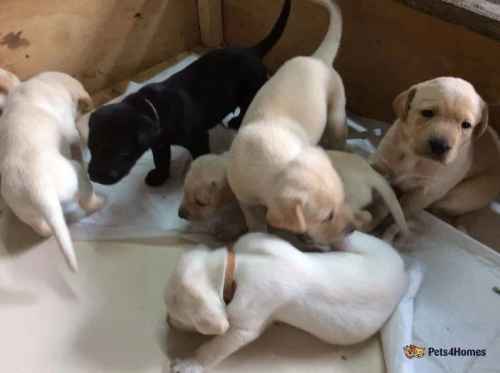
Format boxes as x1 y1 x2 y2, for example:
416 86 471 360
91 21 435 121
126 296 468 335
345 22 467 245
0 68 20 111
253 0 291 58
36 188 78 272
371 172 410 236
311 0 343 65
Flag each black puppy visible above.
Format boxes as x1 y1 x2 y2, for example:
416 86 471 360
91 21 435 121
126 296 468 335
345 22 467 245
87 0 291 187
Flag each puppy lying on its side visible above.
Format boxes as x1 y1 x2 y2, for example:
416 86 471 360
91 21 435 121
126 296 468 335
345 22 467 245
372 77 500 235
228 0 353 247
328 151 408 234
178 153 246 241
0 72 103 271
84 0 291 187
165 232 407 373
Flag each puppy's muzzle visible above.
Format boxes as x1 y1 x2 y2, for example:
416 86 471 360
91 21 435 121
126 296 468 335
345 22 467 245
428 137 451 158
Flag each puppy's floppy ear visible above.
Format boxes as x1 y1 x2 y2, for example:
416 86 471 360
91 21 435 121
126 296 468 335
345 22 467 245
474 99 489 140
267 199 307 233
393 87 417 121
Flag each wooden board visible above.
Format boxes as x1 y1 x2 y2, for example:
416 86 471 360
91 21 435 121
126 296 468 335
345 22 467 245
198 0 224 47
0 0 200 93
223 0 329 69
223 0 500 132
396 0 500 41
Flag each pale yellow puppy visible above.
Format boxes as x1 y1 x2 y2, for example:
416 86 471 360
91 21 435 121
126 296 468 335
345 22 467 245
328 151 408 235
0 72 100 271
228 0 355 248
372 77 500 235
179 153 246 241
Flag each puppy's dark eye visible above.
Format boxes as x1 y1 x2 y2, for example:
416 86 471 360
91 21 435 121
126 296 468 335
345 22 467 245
195 199 207 207
421 110 435 118
323 211 334 223
462 121 472 129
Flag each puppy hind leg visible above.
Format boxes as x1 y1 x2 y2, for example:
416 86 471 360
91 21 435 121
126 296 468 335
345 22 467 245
187 132 210 159
323 81 347 150
146 142 172 187
431 172 500 216
9 205 53 237
71 161 105 214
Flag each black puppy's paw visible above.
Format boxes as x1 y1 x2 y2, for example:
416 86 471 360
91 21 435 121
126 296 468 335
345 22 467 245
145 169 169 187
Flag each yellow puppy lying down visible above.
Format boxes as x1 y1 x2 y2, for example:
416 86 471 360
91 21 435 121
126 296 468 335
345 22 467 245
328 151 408 235
180 151 407 243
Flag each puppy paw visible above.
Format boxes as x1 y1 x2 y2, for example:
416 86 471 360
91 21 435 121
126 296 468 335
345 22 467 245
32 220 53 238
145 169 169 187
382 220 420 249
170 358 204 373
80 193 106 214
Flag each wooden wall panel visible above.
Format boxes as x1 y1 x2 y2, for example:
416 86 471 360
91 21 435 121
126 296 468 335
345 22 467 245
223 0 500 131
223 0 329 68
0 0 201 93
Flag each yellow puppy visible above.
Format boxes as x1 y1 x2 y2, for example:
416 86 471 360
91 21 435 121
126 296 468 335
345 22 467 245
179 153 246 241
372 77 500 234
328 151 408 235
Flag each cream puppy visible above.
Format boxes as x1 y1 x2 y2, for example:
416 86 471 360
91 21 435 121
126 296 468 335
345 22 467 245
178 153 246 241
328 150 408 234
165 232 407 373
228 0 351 246
372 77 500 236
0 72 102 271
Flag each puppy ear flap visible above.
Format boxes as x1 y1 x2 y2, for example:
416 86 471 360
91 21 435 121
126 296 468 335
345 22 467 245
474 100 489 140
393 87 417 121
266 199 307 233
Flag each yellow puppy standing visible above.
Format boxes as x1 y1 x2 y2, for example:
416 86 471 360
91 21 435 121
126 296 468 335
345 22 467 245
228 0 357 248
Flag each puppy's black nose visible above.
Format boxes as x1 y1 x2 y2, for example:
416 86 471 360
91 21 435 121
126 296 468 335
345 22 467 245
178 207 188 219
429 138 451 156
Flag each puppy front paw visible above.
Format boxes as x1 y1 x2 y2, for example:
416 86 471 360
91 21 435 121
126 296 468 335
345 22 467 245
80 193 106 214
145 169 169 187
170 358 204 373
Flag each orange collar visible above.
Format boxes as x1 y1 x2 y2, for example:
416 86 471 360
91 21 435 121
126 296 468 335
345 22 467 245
223 246 237 304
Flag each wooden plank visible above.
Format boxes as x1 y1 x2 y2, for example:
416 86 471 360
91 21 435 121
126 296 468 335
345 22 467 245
223 0 500 133
198 0 224 48
92 51 195 105
223 0 328 70
396 0 500 41
0 0 201 94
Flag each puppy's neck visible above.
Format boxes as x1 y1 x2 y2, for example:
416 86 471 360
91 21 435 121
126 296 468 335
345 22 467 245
205 249 232 302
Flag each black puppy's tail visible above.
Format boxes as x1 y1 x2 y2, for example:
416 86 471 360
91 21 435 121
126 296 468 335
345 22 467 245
252 0 292 58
